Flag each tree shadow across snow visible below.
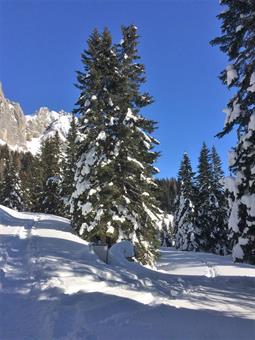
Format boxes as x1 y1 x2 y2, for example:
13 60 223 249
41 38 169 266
2 231 255 322
1 214 255 339
0 289 255 340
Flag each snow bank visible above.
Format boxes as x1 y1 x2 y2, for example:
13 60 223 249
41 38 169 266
108 240 135 266
1 207 255 339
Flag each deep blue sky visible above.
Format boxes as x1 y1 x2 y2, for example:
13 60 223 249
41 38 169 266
0 0 234 178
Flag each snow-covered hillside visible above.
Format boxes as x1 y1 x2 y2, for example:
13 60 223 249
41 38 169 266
0 205 254 339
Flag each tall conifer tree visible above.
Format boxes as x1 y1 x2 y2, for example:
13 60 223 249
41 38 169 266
62 114 78 217
39 132 63 215
211 0 255 263
70 26 160 264
210 146 229 254
0 155 25 211
195 143 214 251
174 153 197 250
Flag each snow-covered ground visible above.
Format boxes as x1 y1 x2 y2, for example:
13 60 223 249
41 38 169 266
0 205 254 340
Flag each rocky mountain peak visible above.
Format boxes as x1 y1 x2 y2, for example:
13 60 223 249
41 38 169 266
0 82 4 99
0 83 71 154
0 84 27 148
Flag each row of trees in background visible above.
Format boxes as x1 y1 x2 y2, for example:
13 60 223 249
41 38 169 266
174 144 228 255
0 141 177 216
0 115 78 216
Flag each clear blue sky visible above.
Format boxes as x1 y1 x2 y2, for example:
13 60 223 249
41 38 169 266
0 0 235 178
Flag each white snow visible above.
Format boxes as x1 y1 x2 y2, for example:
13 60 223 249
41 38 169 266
241 194 255 217
127 156 144 169
236 25 243 32
226 64 237 86
224 176 237 196
108 97 114 107
223 99 241 127
232 243 244 261
25 110 72 155
124 108 138 124
248 112 255 131
1 205 255 339
96 131 107 141
228 149 236 167
108 240 135 265
81 202 93 215
248 72 255 92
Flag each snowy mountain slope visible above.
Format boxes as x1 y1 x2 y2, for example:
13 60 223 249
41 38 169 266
25 107 72 154
0 85 71 154
0 205 255 339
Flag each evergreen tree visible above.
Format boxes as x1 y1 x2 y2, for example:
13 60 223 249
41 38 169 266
39 132 63 215
195 143 214 251
0 144 10 190
155 178 177 214
0 155 25 211
160 213 173 247
174 153 198 251
210 146 229 255
211 0 255 263
62 114 78 217
19 151 36 210
29 154 44 212
70 26 160 264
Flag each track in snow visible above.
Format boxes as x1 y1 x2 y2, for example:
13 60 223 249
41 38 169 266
1 205 255 340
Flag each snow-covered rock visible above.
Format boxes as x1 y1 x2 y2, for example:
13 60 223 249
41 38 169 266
108 240 135 265
26 108 72 154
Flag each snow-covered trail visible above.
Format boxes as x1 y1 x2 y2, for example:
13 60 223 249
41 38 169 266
156 248 255 321
0 205 255 340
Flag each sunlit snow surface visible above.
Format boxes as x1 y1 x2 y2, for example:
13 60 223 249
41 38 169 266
0 205 255 339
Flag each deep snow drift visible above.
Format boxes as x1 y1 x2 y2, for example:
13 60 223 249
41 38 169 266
0 205 254 339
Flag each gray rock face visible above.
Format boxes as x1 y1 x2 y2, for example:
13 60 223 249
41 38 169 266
26 107 59 140
0 83 71 153
0 84 27 147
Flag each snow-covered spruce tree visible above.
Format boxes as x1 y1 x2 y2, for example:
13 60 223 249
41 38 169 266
62 114 78 217
210 146 229 254
70 26 160 264
39 132 64 215
211 0 255 263
174 153 198 251
0 155 25 211
195 143 214 252
160 213 173 247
